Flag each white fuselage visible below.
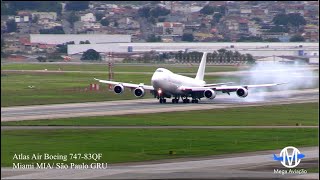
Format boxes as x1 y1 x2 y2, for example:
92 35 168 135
151 68 205 95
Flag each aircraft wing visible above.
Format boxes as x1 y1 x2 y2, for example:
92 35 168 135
179 83 284 92
94 78 154 90
204 82 234 87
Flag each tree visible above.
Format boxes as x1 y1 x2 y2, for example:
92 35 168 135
47 52 63 60
114 21 119 27
237 36 263 42
80 40 90 44
268 25 289 33
6 20 17 33
146 34 161 42
37 56 47 62
251 17 262 24
273 13 289 26
138 6 170 19
138 6 151 18
200 5 215 15
234 51 241 61
81 49 101 61
100 19 109 26
65 1 89 11
149 6 170 18
290 35 305 42
246 54 255 64
4 2 61 15
95 12 104 21
213 13 222 23
67 12 79 28
39 26 65 34
288 13 306 28
158 17 166 22
265 38 281 42
182 33 194 42
56 41 74 54
32 15 39 23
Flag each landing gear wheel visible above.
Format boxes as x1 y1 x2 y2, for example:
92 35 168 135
183 99 190 103
172 99 178 103
160 99 163 103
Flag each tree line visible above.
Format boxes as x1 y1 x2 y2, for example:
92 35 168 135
174 49 255 64
123 49 255 64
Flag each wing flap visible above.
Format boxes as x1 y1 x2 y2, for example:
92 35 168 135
94 78 154 90
204 82 234 87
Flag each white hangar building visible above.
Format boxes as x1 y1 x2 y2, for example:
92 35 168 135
67 42 319 57
30 34 132 45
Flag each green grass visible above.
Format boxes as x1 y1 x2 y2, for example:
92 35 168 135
1 71 233 107
306 167 319 173
2 103 318 126
1 128 317 167
1 63 241 73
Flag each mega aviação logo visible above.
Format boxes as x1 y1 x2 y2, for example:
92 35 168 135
273 146 305 168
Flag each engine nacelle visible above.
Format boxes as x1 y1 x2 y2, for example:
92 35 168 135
236 87 248 97
204 89 217 99
134 87 145 97
114 84 124 94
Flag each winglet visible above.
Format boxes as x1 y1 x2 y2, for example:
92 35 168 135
195 52 207 81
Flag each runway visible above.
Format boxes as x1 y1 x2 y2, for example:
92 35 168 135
2 66 318 76
1 125 318 130
1 89 318 122
2 146 318 179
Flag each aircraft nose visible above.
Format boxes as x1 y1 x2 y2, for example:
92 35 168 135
152 73 165 81
152 73 166 87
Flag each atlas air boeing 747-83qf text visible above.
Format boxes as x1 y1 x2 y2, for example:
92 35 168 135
94 52 284 104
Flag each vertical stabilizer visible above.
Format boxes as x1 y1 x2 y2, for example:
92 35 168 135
195 52 207 81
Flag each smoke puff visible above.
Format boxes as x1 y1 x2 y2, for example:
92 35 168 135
237 62 318 102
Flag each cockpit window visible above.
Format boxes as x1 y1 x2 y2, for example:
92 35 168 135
156 69 163 72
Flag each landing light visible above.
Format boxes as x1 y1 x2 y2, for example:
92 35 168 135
157 89 162 94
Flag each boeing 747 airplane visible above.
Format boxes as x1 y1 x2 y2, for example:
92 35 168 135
94 52 283 104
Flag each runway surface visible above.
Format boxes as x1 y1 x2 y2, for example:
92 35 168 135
1 125 318 130
1 89 318 122
2 147 318 179
2 66 318 76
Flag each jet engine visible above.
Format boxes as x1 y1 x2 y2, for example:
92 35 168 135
204 89 216 99
134 87 145 97
236 87 248 97
114 84 124 94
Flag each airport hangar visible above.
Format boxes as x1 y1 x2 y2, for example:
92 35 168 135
29 34 319 62
66 42 319 58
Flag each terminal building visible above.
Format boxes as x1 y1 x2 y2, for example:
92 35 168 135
67 42 319 58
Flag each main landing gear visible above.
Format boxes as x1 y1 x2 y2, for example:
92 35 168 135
182 97 199 103
159 98 166 103
172 97 179 103
191 99 199 103
159 96 199 104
